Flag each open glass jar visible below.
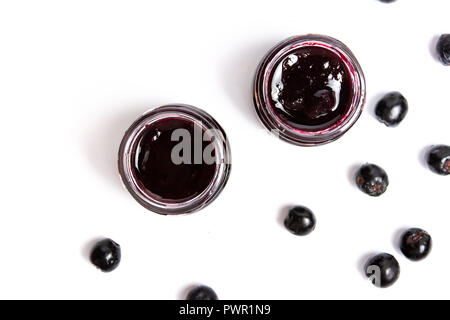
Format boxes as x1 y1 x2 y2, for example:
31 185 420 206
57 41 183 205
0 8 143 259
118 104 231 215
253 34 366 146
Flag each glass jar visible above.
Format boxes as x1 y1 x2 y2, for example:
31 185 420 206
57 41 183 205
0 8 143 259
118 104 231 215
253 34 366 146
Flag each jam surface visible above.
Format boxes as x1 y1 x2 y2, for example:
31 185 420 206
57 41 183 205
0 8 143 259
270 46 353 131
133 118 216 201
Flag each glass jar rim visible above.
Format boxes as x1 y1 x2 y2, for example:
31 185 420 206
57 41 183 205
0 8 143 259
118 104 231 215
253 34 366 146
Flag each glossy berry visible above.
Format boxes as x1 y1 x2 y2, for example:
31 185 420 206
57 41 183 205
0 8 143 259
355 163 389 196
437 34 450 66
90 238 121 272
284 206 316 236
186 285 218 300
400 228 432 261
365 253 400 288
375 92 408 127
426 145 450 175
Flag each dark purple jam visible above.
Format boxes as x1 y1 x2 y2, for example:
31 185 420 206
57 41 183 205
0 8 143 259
270 46 353 131
133 118 216 202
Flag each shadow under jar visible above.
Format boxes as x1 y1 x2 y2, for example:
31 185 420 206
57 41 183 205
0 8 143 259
118 104 231 215
254 35 366 146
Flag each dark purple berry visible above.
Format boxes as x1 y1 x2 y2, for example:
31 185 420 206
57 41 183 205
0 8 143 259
365 253 400 288
437 34 450 66
355 163 389 196
186 285 218 300
379 0 396 2
400 228 432 261
375 92 408 127
427 145 450 175
90 238 121 272
284 206 316 236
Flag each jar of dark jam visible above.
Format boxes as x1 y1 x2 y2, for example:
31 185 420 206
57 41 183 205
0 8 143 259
118 104 231 215
254 35 366 146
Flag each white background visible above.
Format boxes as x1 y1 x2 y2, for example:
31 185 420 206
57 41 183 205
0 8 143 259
0 0 449 300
